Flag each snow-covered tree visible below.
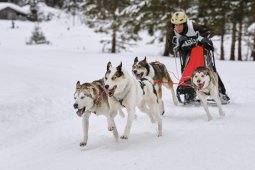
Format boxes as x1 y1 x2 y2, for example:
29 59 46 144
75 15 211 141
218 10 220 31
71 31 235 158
43 0 64 8
198 0 231 60
2 0 22 5
27 25 50 45
81 0 140 53
125 0 195 56
27 0 39 21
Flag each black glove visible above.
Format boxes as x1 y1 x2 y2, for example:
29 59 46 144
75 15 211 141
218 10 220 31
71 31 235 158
200 37 213 50
179 36 188 45
201 37 211 45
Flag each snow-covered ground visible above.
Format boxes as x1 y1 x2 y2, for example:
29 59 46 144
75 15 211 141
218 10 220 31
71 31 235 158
1 10 255 170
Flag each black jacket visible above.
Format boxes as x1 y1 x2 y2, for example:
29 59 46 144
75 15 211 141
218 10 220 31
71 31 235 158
173 21 214 51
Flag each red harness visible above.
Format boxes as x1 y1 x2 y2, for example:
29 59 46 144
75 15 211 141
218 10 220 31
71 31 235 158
153 78 192 87
95 88 116 104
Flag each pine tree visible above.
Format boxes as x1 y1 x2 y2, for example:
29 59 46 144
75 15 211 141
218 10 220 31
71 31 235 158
249 1 255 61
82 0 139 53
27 25 50 45
127 0 194 56
28 0 38 21
242 0 255 61
218 1 230 60
198 0 230 60
229 1 240 61
237 1 244 61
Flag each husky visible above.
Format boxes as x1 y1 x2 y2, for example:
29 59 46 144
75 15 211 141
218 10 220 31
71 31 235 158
191 67 225 121
73 79 124 147
132 56 178 115
104 62 162 139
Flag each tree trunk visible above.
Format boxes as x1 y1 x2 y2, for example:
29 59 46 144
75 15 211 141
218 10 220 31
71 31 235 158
169 26 174 56
220 34 225 60
252 33 255 61
111 28 116 53
237 2 243 61
111 0 117 53
220 12 226 60
230 20 237 61
237 22 242 61
163 21 172 56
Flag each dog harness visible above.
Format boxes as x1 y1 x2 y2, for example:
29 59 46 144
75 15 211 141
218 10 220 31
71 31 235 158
139 81 146 95
140 77 158 103
94 79 107 105
112 81 131 108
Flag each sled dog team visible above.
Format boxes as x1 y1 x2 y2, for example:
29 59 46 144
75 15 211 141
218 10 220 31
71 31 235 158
73 57 225 147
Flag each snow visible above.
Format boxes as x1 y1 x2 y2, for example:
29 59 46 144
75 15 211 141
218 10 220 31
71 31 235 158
0 2 28 15
1 9 255 170
22 2 63 19
248 22 255 33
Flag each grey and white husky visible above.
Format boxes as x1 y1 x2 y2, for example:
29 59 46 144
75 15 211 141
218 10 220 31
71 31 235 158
191 67 225 121
73 80 124 147
104 62 162 139
132 57 178 115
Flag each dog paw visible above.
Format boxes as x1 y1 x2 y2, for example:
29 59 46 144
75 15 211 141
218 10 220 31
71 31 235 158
157 132 162 137
80 141 87 147
120 135 128 139
108 126 115 131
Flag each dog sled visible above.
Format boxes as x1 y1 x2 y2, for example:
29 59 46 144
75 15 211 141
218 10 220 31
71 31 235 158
174 37 229 105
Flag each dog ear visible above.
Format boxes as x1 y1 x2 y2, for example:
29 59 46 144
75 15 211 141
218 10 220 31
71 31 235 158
143 56 147 62
134 57 138 64
191 74 195 86
191 72 198 89
88 86 97 98
208 69 218 86
76 81 81 89
204 68 209 75
117 62 122 72
107 62 112 71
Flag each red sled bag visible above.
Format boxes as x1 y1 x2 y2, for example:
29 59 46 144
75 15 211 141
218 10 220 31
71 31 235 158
176 45 213 104
179 46 205 85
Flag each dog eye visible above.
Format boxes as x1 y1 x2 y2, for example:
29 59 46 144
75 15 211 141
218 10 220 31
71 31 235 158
80 96 85 99
112 76 117 80
201 75 204 78
195 76 197 78
105 77 108 80
74 97 77 100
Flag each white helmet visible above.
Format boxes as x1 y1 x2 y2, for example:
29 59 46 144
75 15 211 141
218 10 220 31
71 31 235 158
171 12 188 24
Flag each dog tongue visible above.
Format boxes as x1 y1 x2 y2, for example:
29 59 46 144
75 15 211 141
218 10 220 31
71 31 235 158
137 73 143 79
107 86 116 96
198 82 205 90
76 109 84 117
